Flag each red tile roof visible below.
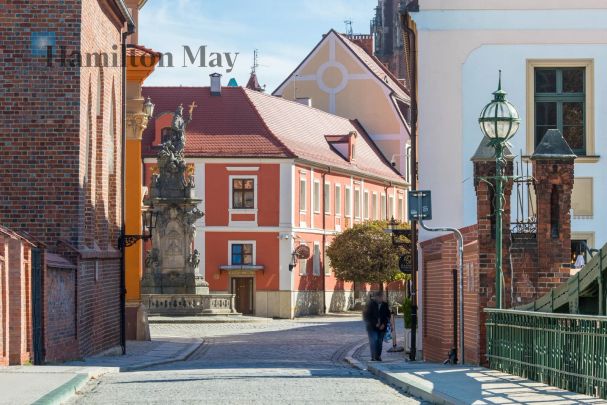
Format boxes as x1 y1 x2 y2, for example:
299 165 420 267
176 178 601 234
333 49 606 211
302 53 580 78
127 44 161 58
141 87 405 184
142 87 292 158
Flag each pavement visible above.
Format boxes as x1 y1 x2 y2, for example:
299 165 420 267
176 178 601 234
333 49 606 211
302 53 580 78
0 337 202 405
68 315 420 404
347 337 607 405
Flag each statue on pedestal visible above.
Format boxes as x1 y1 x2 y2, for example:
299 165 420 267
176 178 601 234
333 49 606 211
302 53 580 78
142 102 207 295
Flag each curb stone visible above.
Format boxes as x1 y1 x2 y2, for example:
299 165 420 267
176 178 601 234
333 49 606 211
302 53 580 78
31 374 90 405
366 364 461 405
345 341 458 405
118 340 203 372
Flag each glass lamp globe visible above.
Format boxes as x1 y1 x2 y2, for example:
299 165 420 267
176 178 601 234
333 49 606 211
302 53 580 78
478 71 520 142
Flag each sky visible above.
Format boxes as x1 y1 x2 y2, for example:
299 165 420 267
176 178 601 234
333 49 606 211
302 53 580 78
139 0 378 92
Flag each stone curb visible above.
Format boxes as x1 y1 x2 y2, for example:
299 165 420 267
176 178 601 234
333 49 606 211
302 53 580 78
148 318 262 324
344 341 367 371
345 341 460 405
366 364 462 405
117 340 203 372
31 373 91 405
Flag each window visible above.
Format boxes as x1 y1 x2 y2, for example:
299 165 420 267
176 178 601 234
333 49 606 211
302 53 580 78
324 243 331 275
299 243 308 276
371 193 378 220
335 184 342 216
389 196 394 219
398 197 404 221
232 178 255 209
299 178 307 211
161 127 173 143
324 182 330 214
535 67 585 155
354 189 361 218
313 180 321 213
380 194 386 219
313 242 321 276
345 187 351 216
231 243 253 265
363 191 369 219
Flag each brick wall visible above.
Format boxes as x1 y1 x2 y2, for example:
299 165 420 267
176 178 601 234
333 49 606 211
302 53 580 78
422 155 575 365
421 225 478 363
0 227 34 365
44 265 78 362
0 0 127 362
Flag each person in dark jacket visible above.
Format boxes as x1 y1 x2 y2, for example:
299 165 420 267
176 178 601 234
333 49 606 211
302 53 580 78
363 291 391 361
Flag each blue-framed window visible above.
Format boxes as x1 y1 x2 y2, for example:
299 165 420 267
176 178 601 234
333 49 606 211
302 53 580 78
231 243 253 265
535 67 585 155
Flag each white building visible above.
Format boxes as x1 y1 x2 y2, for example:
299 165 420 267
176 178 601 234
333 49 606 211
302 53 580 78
409 0 607 254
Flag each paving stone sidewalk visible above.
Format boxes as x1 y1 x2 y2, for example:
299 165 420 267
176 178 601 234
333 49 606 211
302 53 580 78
348 335 606 405
0 337 202 404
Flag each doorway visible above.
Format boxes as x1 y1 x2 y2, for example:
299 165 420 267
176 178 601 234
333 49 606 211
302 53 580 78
232 277 254 315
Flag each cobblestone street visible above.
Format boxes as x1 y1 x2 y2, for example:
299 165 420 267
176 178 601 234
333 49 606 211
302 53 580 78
69 315 419 404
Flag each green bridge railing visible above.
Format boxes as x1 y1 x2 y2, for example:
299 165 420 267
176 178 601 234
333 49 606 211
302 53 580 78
486 308 607 399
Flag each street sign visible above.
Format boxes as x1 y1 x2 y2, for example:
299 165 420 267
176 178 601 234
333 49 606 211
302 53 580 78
408 190 432 221
399 253 412 274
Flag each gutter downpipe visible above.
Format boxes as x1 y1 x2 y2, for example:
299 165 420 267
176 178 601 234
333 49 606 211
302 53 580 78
120 20 136 356
402 0 419 362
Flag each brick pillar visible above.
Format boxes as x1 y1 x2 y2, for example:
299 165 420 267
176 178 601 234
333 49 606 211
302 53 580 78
532 129 576 293
0 238 7 365
7 237 27 364
471 138 514 365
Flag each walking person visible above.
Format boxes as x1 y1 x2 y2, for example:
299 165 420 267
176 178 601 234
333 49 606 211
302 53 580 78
363 291 391 361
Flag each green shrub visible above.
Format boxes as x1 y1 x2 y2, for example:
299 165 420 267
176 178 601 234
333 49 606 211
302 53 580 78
401 297 413 329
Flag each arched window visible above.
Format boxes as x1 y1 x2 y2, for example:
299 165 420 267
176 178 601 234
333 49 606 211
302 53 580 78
161 127 172 143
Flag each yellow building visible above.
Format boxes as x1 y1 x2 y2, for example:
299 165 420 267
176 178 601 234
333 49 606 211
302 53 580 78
273 30 412 181
124 0 159 340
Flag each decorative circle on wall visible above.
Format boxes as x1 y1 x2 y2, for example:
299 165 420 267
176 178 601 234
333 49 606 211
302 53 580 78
317 61 348 94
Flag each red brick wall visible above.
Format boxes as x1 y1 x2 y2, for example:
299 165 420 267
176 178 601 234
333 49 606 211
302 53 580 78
0 0 126 361
0 231 33 365
421 225 478 363
44 266 78 362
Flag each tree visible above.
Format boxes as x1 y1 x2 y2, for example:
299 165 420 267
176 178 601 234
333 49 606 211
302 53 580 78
326 220 410 290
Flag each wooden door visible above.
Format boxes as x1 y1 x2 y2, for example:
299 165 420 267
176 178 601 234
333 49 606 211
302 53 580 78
232 277 254 315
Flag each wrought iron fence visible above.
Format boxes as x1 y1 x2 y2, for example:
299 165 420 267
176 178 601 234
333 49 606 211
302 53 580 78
486 309 607 399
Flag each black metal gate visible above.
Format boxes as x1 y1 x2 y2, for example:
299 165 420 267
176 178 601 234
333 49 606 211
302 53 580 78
31 248 44 365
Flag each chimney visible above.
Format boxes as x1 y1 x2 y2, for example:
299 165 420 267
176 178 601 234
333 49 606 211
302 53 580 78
210 73 222 96
295 97 312 107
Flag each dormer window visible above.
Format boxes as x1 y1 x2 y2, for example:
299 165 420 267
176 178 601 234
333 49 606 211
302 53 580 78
325 131 357 162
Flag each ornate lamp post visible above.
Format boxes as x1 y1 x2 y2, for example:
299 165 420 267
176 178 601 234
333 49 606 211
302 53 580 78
478 71 520 309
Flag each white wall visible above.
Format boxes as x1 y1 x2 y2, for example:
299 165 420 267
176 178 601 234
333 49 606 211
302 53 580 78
413 7 607 249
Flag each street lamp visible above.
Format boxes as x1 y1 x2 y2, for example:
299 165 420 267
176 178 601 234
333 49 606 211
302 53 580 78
143 96 155 117
119 204 159 248
478 71 520 309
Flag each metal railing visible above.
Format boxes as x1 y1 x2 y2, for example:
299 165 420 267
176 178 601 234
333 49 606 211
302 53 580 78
486 308 607 399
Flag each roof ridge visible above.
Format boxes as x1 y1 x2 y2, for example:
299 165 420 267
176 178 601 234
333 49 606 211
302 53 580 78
239 88 297 158
336 31 410 99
